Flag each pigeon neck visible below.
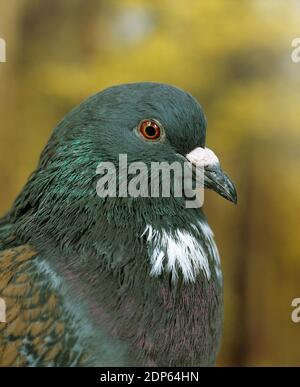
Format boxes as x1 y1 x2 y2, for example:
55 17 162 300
10 162 221 284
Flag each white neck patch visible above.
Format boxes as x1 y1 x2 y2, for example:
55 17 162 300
142 220 222 283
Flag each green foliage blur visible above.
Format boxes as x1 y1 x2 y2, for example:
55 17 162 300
0 0 300 366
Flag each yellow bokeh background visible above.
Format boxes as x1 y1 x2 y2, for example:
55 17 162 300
1 0 300 366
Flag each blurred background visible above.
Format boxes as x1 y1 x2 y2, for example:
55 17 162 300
0 0 300 366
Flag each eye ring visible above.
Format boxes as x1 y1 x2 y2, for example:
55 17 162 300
137 119 163 142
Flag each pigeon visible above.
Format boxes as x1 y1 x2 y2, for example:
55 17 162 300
0 82 237 367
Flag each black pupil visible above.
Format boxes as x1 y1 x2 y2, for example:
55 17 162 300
145 125 157 137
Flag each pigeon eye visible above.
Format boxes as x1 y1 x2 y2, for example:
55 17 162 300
138 119 162 141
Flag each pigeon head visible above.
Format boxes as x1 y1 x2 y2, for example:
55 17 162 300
87 82 207 162
11 82 237 282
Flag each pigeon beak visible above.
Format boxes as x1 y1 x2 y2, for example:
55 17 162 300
186 147 237 205
204 165 237 204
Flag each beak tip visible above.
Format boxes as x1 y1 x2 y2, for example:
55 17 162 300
223 189 237 205
227 185 238 205
230 188 238 205
204 166 237 205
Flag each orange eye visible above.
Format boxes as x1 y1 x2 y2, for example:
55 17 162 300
138 119 162 141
